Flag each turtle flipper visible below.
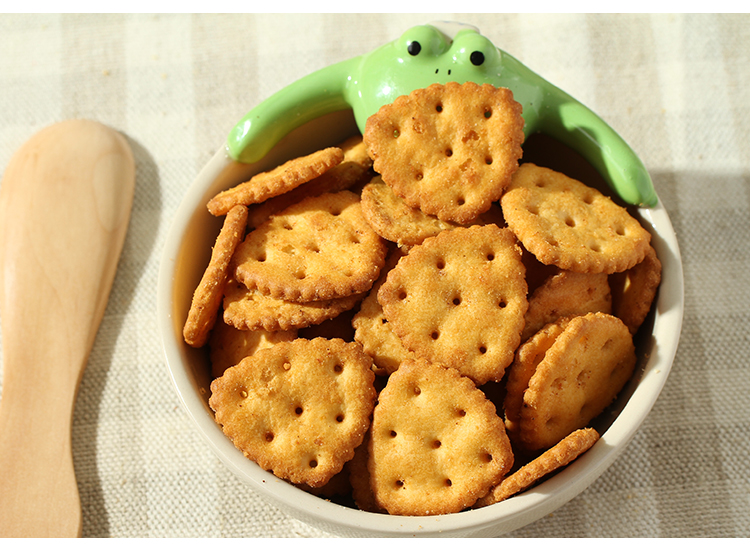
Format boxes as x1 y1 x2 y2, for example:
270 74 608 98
534 89 658 207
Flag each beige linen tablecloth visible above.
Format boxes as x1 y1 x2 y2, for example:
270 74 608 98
1 13 749 538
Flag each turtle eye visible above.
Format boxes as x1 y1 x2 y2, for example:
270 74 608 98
407 41 422 56
470 50 485 66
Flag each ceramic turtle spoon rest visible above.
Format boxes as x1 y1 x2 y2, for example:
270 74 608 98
228 21 656 208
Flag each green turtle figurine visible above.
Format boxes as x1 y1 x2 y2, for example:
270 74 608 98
227 22 657 207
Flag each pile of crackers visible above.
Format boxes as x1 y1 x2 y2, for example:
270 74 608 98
183 81 662 516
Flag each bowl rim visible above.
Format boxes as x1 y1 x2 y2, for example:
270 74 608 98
157 114 684 537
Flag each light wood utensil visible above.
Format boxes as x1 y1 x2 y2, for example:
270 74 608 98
0 120 135 537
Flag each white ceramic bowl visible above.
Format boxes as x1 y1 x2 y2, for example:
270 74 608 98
157 109 684 537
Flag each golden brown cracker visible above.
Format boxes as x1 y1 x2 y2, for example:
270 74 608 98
519 312 636 451
368 358 513 516
360 176 460 246
610 244 662 334
503 318 571 444
183 205 248 348
209 337 377 488
208 316 297 378
501 163 651 274
364 82 525 224
348 432 385 513
246 136 373 229
476 428 600 506
222 277 364 332
361 176 507 247
378 225 528 385
352 247 416 376
232 190 387 303
206 147 344 216
522 270 612 342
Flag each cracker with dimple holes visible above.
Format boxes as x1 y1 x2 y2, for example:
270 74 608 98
222 277 364 332
360 176 460 246
232 190 387 303
518 312 636 451
364 81 524 224
209 337 377 488
378 224 528 385
522 270 612 343
352 247 417 376
361 176 506 247
610 244 662 334
504 318 572 445
476 427 600 507
206 147 344 216
246 136 374 229
501 163 651 274
208 316 297 378
183 205 248 348
368 358 513 516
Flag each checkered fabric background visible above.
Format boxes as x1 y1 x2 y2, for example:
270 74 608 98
1 13 748 537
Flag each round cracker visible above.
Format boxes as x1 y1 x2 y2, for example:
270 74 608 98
246 136 373 229
519 312 636 451
209 337 377 488
360 176 460 246
610 244 662 334
208 316 297 379
222 277 364 332
503 318 571 444
232 190 387 303
476 427 600 507
377 224 528 385
369 358 513 516
352 247 416 376
207 146 344 216
361 177 507 247
501 163 651 274
522 270 612 342
364 82 525 224
183 205 248 348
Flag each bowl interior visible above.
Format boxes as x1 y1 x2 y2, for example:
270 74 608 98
158 109 684 537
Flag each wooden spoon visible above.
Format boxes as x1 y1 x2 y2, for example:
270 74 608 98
0 120 135 537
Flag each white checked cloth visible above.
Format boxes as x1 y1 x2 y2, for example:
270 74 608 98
1 13 749 537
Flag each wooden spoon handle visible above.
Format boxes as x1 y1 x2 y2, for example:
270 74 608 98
0 384 81 536
0 120 135 537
